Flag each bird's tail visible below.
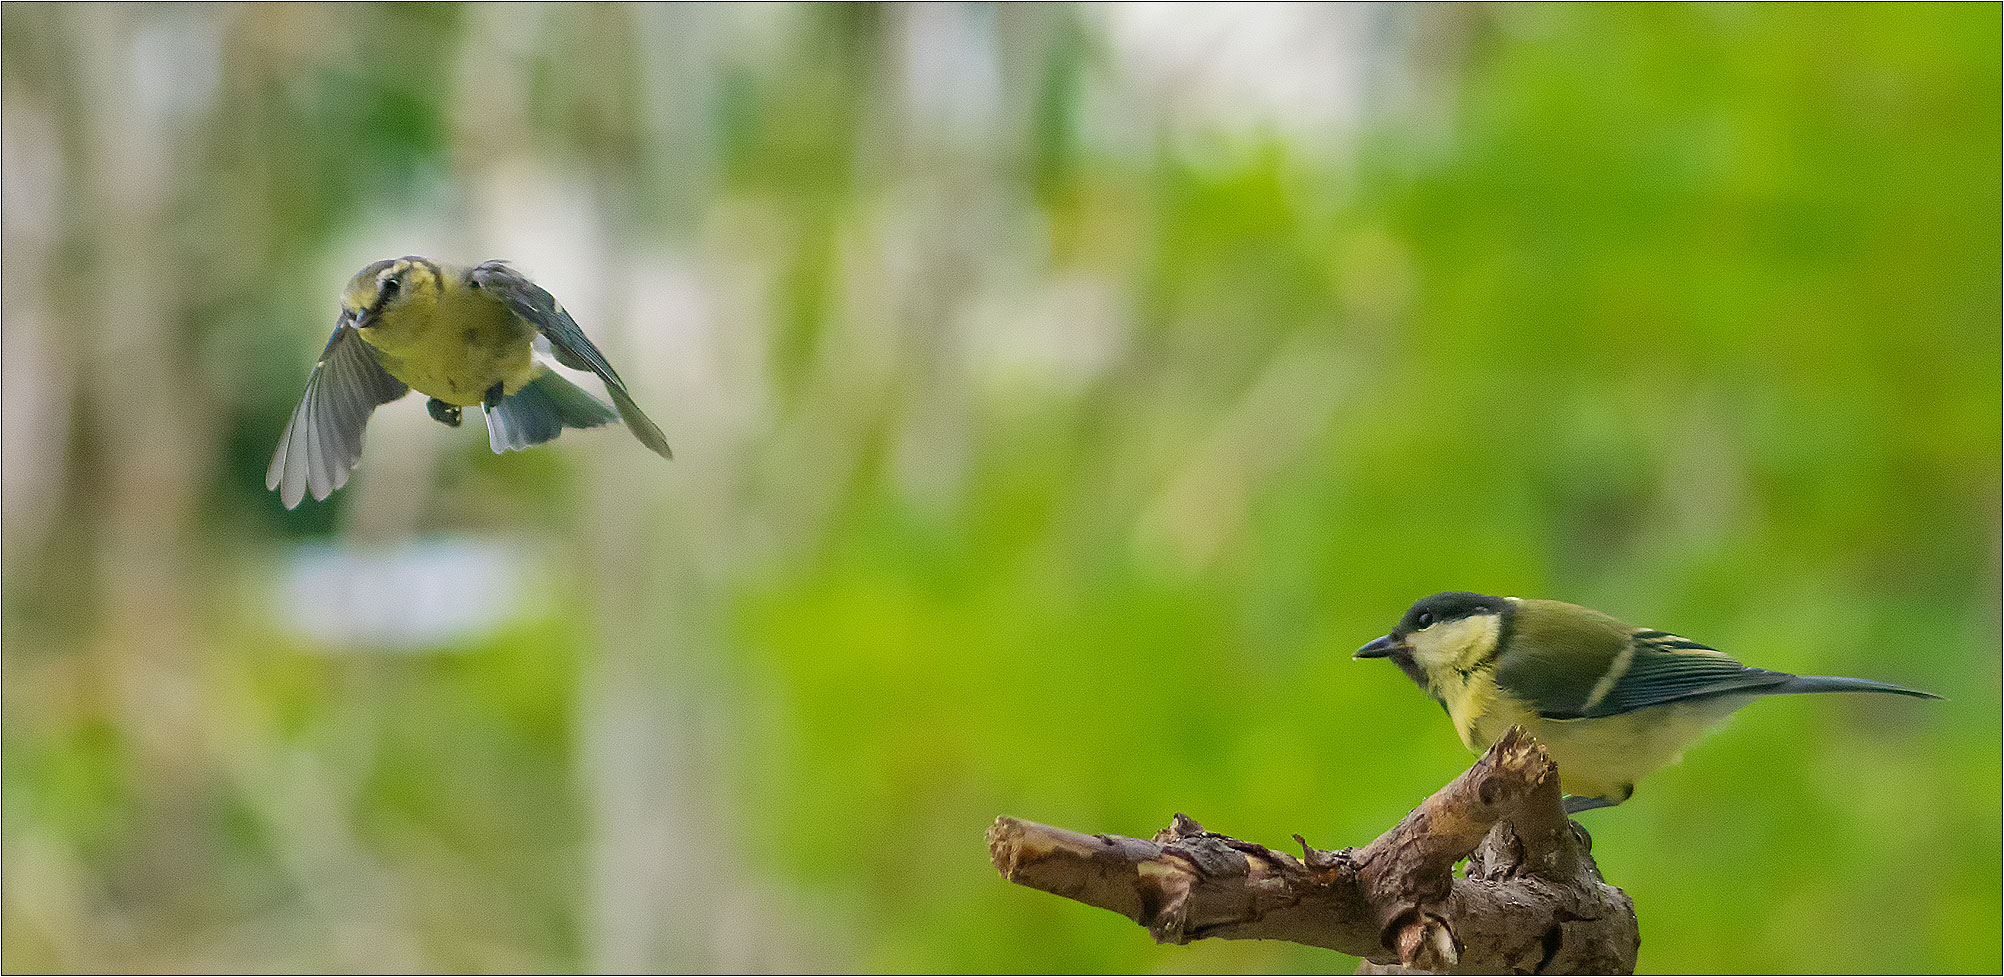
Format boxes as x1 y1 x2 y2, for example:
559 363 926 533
1772 674 1942 700
484 369 617 453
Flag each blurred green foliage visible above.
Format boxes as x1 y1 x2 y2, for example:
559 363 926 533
2 4 1997 973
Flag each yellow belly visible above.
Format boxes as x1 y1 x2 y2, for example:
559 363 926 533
359 287 536 405
1460 694 1751 801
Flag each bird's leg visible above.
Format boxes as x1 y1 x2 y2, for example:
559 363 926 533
1562 794 1619 815
426 398 463 427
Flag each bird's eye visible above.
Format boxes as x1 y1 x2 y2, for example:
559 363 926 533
1415 611 1434 628
381 278 401 296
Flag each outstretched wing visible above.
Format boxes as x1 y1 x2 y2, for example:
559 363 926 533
266 320 408 508
467 261 672 459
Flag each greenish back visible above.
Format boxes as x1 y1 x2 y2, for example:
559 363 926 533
1494 599 1636 718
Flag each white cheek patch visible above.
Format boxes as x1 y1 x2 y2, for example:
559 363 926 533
1408 614 1502 672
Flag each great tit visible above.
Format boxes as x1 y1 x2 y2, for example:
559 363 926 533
1355 592 1939 812
268 257 672 508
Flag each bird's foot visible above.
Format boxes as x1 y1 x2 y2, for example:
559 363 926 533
427 398 463 427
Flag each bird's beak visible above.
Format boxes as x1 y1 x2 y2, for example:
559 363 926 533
1354 635 1401 659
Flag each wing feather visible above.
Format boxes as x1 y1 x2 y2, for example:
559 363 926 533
1496 602 1793 720
468 261 672 458
1583 632 1792 717
267 320 409 508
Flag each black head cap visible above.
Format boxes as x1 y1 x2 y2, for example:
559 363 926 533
1393 591 1510 638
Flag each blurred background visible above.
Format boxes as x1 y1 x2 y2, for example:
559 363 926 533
3 3 1998 973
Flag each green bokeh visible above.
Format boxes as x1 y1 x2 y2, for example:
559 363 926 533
3 4 1997 973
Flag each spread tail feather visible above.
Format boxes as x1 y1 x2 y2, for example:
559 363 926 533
483 370 617 453
1772 674 1942 700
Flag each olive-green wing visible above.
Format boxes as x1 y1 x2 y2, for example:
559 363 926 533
1493 599 1638 719
1498 600 1796 720
267 320 408 509
467 261 672 459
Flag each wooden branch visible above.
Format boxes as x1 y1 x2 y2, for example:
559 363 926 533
987 727 1638 974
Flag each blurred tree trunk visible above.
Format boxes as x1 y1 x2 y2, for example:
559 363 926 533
68 3 221 938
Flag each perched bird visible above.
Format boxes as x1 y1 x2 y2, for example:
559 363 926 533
1355 592 1939 812
268 257 672 508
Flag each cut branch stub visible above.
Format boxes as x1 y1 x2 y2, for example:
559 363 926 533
987 726 1639 974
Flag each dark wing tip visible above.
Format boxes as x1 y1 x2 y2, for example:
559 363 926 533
606 384 672 459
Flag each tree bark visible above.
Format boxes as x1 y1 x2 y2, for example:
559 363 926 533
986 727 1639 974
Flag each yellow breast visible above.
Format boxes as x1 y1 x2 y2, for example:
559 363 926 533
360 283 537 406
